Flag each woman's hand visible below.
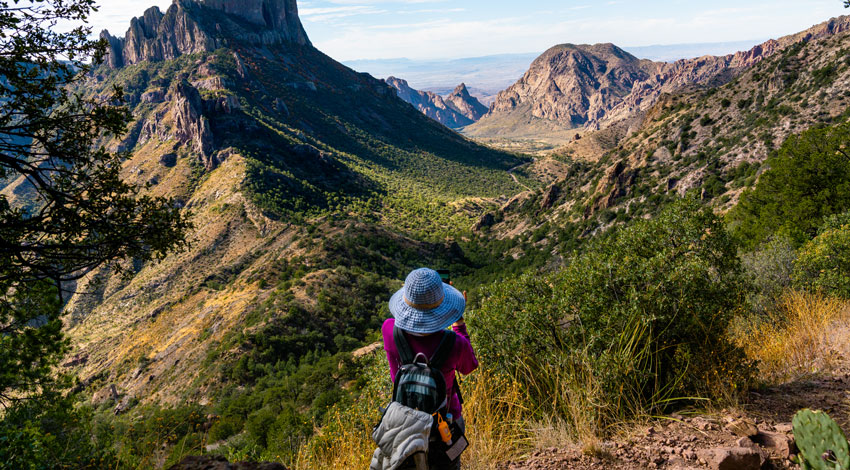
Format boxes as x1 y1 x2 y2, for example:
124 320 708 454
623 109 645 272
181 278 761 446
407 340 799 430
453 291 468 327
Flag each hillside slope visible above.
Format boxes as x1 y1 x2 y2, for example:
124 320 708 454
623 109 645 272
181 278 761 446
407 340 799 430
54 0 525 408
468 24 850 270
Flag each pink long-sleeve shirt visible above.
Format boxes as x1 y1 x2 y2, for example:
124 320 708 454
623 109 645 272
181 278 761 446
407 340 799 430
382 318 479 419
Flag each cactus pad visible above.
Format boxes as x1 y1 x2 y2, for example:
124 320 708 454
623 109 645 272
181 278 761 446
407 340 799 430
793 409 850 470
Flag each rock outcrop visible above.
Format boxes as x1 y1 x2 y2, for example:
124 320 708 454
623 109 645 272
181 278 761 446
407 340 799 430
444 83 489 122
170 80 216 168
101 0 311 69
386 77 487 129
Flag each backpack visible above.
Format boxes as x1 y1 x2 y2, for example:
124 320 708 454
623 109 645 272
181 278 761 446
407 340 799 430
391 326 456 415
377 326 469 467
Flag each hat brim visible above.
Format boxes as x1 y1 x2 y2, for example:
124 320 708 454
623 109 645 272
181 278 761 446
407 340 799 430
388 283 466 334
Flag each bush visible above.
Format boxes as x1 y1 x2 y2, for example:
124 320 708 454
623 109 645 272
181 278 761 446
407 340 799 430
793 212 850 298
470 198 752 433
0 392 119 470
729 122 850 248
741 235 797 314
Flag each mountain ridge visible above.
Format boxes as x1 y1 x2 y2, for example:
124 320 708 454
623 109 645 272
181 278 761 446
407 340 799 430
466 15 850 144
100 0 311 69
385 76 488 128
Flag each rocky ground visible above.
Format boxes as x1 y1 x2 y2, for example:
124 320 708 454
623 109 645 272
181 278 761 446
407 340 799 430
500 366 850 470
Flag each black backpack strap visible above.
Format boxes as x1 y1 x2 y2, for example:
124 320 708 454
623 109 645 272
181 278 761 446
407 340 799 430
393 325 415 365
429 330 456 369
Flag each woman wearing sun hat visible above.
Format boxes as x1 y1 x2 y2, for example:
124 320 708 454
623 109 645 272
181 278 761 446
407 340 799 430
381 267 479 468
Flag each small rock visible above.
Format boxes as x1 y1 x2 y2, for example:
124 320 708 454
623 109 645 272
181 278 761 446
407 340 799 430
752 431 796 459
725 418 759 437
697 447 763 470
775 423 793 433
691 417 714 431
166 456 288 470
736 437 756 448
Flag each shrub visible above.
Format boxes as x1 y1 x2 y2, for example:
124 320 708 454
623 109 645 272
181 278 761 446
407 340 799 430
729 122 850 248
793 212 850 298
470 198 752 434
741 235 797 314
0 392 119 470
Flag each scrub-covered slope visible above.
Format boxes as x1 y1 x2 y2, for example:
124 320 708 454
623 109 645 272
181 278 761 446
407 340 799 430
60 0 524 408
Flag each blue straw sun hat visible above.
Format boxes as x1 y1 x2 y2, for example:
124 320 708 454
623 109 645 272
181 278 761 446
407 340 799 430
389 268 466 334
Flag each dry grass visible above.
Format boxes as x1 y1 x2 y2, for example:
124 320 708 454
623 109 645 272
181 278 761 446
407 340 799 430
294 407 376 470
736 291 850 384
460 372 530 470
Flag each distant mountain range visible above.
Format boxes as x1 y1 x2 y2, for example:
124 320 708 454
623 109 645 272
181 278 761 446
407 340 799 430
465 17 850 145
343 41 763 106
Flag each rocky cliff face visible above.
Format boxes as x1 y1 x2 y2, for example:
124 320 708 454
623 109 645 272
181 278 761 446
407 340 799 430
101 0 311 69
445 83 489 122
597 15 850 128
468 15 850 139
486 44 656 128
386 77 487 129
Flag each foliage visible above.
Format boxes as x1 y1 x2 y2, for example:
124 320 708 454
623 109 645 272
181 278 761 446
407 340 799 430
94 403 209 469
793 212 850 298
0 0 189 402
732 292 848 384
741 235 797 314
0 391 119 470
729 122 850 248
294 353 390 469
470 198 752 433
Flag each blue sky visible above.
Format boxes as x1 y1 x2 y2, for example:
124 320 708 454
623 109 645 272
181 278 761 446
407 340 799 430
91 0 847 61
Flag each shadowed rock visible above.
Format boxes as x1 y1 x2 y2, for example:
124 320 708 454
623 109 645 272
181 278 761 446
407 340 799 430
166 455 288 470
101 0 311 69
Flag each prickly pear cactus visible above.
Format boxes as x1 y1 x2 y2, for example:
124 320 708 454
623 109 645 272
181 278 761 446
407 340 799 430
792 409 850 470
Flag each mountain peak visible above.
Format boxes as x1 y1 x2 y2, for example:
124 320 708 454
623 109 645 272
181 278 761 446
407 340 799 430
452 83 470 96
101 0 310 68
187 0 305 33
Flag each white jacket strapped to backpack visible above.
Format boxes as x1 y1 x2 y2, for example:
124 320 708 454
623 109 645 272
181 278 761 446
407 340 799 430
370 402 433 470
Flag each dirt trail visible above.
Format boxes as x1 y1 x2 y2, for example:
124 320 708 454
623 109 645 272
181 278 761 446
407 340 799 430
507 160 534 191
500 364 850 470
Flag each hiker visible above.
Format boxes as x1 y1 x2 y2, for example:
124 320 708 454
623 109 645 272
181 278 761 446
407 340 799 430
370 268 478 470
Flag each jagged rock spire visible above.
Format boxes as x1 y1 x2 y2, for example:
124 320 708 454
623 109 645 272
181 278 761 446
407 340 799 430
101 0 311 69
